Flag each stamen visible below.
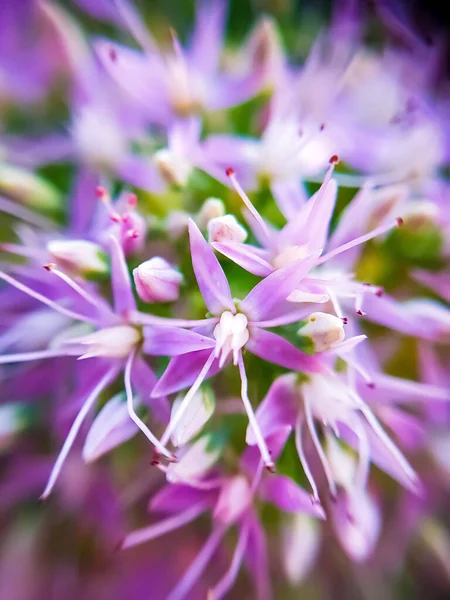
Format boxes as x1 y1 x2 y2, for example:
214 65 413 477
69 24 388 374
226 168 272 244
343 354 374 387
44 264 113 316
40 365 118 499
353 417 370 489
237 352 274 471
304 394 337 498
159 351 216 448
124 349 174 460
96 186 121 222
0 271 98 325
317 219 400 265
295 417 320 502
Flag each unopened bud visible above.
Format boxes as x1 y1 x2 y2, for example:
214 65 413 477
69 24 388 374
297 312 345 353
153 148 192 187
166 435 221 483
213 475 252 525
170 387 215 447
0 164 61 211
196 198 225 228
47 239 108 275
133 257 182 303
207 215 248 243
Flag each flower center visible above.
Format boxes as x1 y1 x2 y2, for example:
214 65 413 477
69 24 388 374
213 311 249 367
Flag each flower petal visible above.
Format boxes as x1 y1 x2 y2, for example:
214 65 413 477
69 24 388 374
247 327 321 372
188 219 234 315
143 326 216 356
240 252 320 322
259 475 325 518
212 241 273 276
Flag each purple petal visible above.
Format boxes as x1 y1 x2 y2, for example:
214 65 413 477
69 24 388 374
68 168 99 235
149 483 216 515
271 179 309 221
117 155 165 193
247 327 321 372
151 349 221 398
412 269 450 303
240 253 319 322
246 374 297 444
188 219 234 315
259 475 325 518
131 356 170 423
143 326 216 356
189 0 227 73
109 235 136 315
212 241 273 276
243 512 271 600
331 488 381 562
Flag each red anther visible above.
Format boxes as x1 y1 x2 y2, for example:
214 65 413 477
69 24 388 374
127 193 138 207
127 229 139 239
110 213 122 223
320 123 326 131
375 288 384 297
329 154 339 164
113 537 125 553
150 459 160 466
122 213 130 224
265 463 276 474
95 185 107 199
43 263 56 271
341 317 348 325
225 167 235 176
396 216 404 227
356 309 366 317
109 47 117 62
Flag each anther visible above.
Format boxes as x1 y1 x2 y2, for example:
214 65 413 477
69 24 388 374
95 186 107 199
43 263 56 271
396 217 404 227
225 167 234 177
341 317 348 325
127 193 137 208
356 309 366 317
329 154 339 164
375 288 384 298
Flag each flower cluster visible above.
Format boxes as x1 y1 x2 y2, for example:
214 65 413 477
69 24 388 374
1 1 450 598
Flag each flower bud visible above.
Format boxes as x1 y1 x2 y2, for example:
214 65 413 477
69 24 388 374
0 164 61 211
297 312 345 352
166 435 221 483
207 215 248 243
281 515 320 585
47 239 108 275
133 257 183 303
153 148 192 187
170 387 215 447
83 394 138 462
196 198 225 228
68 325 141 359
213 475 252 525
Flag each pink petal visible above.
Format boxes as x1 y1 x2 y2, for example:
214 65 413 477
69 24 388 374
240 253 320 322
188 219 234 315
143 326 216 356
212 241 273 277
149 483 217 515
271 179 308 221
259 475 325 518
247 327 321 372
109 235 136 315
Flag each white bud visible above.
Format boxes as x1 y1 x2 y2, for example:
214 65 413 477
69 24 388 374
207 215 248 243
166 435 221 483
0 164 61 211
47 239 108 275
72 106 128 169
153 148 192 187
196 198 225 228
298 312 345 352
170 387 215 447
83 394 138 462
281 515 320 585
213 475 252 525
133 257 182 303
68 325 141 359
